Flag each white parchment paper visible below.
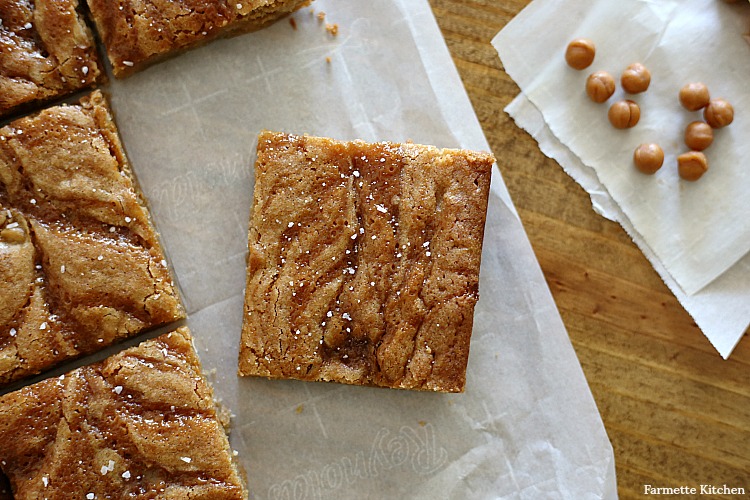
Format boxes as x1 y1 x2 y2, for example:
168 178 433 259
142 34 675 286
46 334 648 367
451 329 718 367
505 95 750 360
106 1 616 497
494 0 750 297
493 0 750 358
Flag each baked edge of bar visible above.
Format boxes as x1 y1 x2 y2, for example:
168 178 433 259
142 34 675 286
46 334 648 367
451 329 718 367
0 326 248 499
238 130 494 393
0 0 104 120
86 0 313 78
0 89 185 387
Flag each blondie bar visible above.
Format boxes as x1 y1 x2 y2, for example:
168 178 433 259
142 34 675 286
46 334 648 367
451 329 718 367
238 131 494 392
85 0 313 77
0 90 184 387
0 327 247 499
0 0 101 118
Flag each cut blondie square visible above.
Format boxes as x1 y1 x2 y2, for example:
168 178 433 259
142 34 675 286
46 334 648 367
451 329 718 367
0 327 248 500
85 0 313 77
239 131 494 392
0 90 184 387
0 0 102 118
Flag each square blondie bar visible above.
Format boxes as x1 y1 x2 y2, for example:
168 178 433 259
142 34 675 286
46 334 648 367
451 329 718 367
85 0 313 77
0 90 184 387
0 0 102 118
0 327 248 500
238 131 494 392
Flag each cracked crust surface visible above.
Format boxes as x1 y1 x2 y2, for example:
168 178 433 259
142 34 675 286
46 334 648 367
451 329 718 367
85 0 313 77
0 90 184 387
0 0 102 119
0 327 248 500
238 131 494 392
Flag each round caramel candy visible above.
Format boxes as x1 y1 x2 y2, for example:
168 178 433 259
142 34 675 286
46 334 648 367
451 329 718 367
586 71 615 103
679 82 710 111
621 63 651 94
565 38 596 70
608 100 640 129
684 121 714 151
703 98 734 128
677 151 708 181
633 143 664 174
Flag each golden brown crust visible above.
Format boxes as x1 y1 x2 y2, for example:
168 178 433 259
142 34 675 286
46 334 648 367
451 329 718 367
0 0 102 118
238 131 494 392
85 0 313 77
0 327 248 500
0 90 184 387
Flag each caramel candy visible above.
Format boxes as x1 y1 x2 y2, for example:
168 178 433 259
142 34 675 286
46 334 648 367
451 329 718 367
679 82 710 111
677 151 708 181
586 71 615 103
684 121 714 151
621 63 651 94
565 38 596 70
608 100 640 129
633 144 664 174
703 98 734 128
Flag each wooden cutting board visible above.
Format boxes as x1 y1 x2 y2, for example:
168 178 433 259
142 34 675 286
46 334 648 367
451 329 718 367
428 0 750 497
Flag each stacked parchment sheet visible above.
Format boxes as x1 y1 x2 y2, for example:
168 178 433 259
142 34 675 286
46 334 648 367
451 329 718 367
494 0 750 358
105 0 616 498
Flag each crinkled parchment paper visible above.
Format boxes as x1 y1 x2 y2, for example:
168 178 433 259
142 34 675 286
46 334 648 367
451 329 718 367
494 0 750 297
107 1 616 497
493 0 750 358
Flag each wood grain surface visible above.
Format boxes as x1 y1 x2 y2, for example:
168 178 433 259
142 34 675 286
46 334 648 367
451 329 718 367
427 0 750 498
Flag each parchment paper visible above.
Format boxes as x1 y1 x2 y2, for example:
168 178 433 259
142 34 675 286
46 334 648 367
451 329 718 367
493 0 750 358
505 94 750 359
493 0 750 297
106 1 616 497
